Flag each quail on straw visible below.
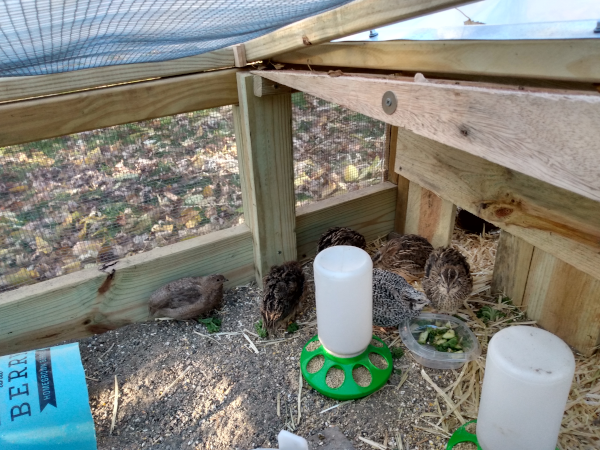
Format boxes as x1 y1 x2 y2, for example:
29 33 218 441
148 274 227 320
317 226 366 254
422 247 473 314
372 233 434 281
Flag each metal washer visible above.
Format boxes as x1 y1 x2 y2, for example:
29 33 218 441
382 91 397 115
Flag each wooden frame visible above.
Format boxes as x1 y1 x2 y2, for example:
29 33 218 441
253 69 600 203
0 184 397 355
272 40 600 84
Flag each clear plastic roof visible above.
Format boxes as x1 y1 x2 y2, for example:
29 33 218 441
340 0 600 41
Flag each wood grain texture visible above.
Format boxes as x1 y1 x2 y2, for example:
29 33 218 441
0 225 254 356
244 0 468 62
233 44 247 68
385 125 399 184
253 75 295 97
296 182 397 259
236 73 297 284
491 230 534 306
394 176 410 234
0 68 240 147
253 70 600 203
0 48 234 104
272 40 600 83
523 248 600 356
405 182 456 248
393 128 600 281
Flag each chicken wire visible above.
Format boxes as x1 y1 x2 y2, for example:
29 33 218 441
0 107 241 292
292 92 386 207
0 94 387 292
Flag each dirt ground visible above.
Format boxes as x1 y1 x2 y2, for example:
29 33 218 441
80 266 461 450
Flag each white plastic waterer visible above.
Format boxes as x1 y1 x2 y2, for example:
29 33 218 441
477 326 575 450
313 246 373 358
256 430 308 450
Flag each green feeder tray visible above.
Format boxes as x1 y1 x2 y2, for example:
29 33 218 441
300 335 393 400
446 420 560 450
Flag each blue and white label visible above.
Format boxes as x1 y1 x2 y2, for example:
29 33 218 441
0 343 97 449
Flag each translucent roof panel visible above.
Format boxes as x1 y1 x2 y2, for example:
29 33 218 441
340 0 600 41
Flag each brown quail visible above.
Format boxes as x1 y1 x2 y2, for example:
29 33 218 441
422 247 473 314
261 261 305 332
148 274 227 320
316 227 366 254
372 233 433 281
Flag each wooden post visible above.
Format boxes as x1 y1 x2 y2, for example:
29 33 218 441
404 182 456 248
491 231 534 306
387 124 410 235
234 73 297 286
522 248 600 356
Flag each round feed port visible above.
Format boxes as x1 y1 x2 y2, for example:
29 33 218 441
306 339 322 352
368 352 388 370
352 365 372 387
306 354 324 374
326 367 345 389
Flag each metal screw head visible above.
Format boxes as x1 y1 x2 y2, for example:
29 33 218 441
382 91 397 115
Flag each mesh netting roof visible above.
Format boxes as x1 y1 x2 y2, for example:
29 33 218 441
0 0 352 77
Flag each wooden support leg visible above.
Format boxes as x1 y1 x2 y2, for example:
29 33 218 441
523 248 600 356
234 73 297 286
491 230 534 306
404 182 456 248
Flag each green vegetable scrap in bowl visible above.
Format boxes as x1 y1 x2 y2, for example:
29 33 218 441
416 321 464 353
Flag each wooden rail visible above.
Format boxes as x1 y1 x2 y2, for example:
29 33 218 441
253 70 600 203
0 184 397 356
272 40 600 84
0 68 240 147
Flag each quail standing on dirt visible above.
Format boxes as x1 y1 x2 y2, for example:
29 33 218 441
372 233 434 281
422 247 473 314
317 226 366 254
148 274 227 320
372 268 430 327
261 261 305 332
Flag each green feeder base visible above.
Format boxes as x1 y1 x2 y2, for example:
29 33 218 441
446 420 560 450
300 335 393 400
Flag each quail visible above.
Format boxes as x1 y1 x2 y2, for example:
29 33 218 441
422 247 473 314
148 274 227 320
372 233 434 281
317 226 366 254
372 268 430 327
261 261 305 332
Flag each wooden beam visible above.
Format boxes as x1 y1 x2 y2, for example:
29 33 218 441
233 44 247 68
253 70 600 203
491 230 534 306
385 125 399 184
0 68 239 147
253 75 295 97
523 248 600 356
394 177 410 235
0 48 234 104
404 182 456 247
273 40 600 84
392 128 600 281
296 182 396 259
0 225 255 356
235 73 297 284
244 0 470 62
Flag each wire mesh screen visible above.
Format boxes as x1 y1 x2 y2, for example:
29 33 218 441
292 92 387 207
0 0 352 76
0 107 241 292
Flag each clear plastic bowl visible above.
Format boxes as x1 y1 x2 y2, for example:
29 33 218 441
399 313 481 369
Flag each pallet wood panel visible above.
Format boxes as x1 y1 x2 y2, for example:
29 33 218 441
296 182 397 259
523 248 600 356
0 225 255 356
253 75 295 97
491 230 534 306
392 128 600 281
0 68 240 148
0 47 235 104
235 73 297 284
405 182 456 248
253 70 600 203
244 0 469 62
272 40 600 83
